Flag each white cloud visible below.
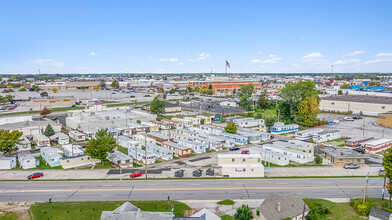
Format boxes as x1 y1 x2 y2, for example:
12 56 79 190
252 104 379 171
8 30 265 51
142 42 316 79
169 58 179 62
364 57 392 64
251 59 262 63
188 53 211 62
263 55 282 64
31 59 64 68
345 50 364 56
160 57 179 62
375 53 392 57
88 52 98 56
302 52 323 59
176 62 184 66
257 51 262 54
333 59 360 65
188 58 196 62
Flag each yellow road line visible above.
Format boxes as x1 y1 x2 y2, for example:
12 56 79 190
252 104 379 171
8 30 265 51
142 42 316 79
0 185 382 193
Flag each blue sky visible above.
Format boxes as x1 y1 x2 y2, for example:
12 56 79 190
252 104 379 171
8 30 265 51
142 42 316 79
0 0 391 74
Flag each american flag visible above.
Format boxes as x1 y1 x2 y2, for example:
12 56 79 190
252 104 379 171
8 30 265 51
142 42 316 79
226 60 230 69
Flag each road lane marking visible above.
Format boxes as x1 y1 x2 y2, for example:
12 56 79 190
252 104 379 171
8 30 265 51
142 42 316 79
0 185 382 194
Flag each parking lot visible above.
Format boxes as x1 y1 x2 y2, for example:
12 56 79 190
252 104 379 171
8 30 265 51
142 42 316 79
318 113 392 139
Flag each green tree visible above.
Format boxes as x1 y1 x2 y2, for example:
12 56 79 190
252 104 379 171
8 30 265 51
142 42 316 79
136 120 141 124
208 83 213 90
257 89 272 109
382 148 392 208
279 80 320 125
44 124 55 137
234 204 252 220
225 122 238 133
111 80 119 89
340 84 350 89
232 89 236 97
238 83 254 110
0 129 22 155
338 90 343 95
40 91 49 97
98 80 106 89
368 81 381 86
297 97 320 126
264 117 276 131
158 88 164 93
255 112 262 119
85 129 117 164
150 96 165 115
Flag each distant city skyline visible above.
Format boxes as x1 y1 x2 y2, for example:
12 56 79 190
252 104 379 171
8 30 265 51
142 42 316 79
0 0 391 74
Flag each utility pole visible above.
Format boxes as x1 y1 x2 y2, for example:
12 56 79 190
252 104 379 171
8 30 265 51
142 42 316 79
301 201 306 220
145 132 147 179
277 109 280 122
362 119 365 136
382 175 386 200
363 173 369 204
383 127 385 138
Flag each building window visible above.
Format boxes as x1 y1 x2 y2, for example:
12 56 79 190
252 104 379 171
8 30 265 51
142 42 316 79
81 158 84 161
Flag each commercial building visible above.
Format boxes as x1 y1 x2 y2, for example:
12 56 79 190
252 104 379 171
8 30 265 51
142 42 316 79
143 102 182 113
270 122 299 134
190 80 262 93
30 96 76 108
345 137 374 148
363 139 392 152
218 154 264 177
320 95 392 116
320 146 369 166
1 120 61 136
377 112 392 128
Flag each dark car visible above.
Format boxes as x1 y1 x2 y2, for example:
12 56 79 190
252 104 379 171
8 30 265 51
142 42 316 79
230 147 240 151
241 150 250 154
130 171 142 178
343 163 360 169
27 172 43 179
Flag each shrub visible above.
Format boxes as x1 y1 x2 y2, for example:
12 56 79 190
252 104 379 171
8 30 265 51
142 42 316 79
18 88 26 91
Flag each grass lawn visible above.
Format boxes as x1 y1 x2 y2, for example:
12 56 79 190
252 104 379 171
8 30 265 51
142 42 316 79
220 215 234 220
304 199 361 220
30 200 191 219
217 199 235 205
173 156 180 160
337 144 345 147
118 146 128 155
263 161 323 167
133 162 143 167
0 211 18 220
206 150 216 153
0 106 84 117
32 156 63 170
325 137 349 143
92 159 114 169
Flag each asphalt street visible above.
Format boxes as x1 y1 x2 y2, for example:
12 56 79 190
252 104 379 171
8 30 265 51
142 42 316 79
0 178 386 202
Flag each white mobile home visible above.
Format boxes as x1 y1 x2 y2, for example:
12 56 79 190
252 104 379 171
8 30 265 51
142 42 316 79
249 147 289 166
68 130 86 141
233 118 265 128
263 143 314 164
295 128 324 140
32 134 50 148
18 151 36 169
15 136 32 151
49 132 69 145
0 156 17 169
146 144 173 160
127 147 157 164
62 144 84 157
132 134 157 146
178 140 207 154
312 130 341 143
107 150 133 168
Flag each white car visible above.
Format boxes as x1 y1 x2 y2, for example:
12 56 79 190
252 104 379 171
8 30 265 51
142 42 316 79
344 117 354 121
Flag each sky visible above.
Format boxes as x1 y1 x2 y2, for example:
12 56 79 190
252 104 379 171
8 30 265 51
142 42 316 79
0 0 392 74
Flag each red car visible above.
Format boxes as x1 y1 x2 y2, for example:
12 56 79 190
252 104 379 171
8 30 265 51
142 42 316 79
130 171 142 178
270 135 275 139
27 172 43 179
241 150 250 154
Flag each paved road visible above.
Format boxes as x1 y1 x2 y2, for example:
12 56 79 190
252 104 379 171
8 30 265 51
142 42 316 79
0 178 386 202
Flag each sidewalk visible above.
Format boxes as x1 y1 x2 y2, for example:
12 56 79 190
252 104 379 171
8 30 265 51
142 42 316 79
0 165 380 180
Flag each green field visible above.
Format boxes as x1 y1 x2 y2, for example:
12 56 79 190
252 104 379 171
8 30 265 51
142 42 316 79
30 200 191 219
0 212 18 220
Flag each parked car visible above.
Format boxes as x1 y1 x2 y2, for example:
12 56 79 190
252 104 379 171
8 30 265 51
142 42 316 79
230 147 240 151
7 106 15 110
241 150 250 154
27 172 43 179
343 163 360 169
344 117 354 121
270 135 275 139
379 168 386 176
130 171 142 178
353 147 365 154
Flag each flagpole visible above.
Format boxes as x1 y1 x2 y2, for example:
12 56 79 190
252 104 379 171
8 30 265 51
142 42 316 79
225 60 227 75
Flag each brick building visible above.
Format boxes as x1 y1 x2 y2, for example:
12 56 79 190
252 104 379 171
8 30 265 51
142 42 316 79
190 81 262 93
